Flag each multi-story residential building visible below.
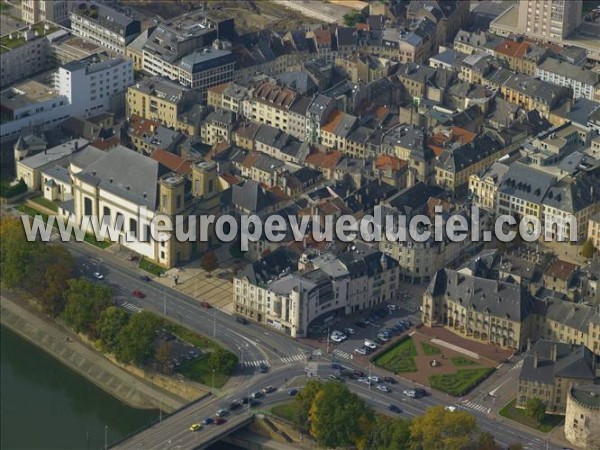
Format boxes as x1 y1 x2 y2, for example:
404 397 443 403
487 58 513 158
200 108 236 147
126 77 201 132
589 212 600 252
207 81 251 114
494 37 547 76
517 340 595 414
453 30 490 56
536 58 599 101
422 268 537 350
246 81 297 134
22 0 69 24
434 131 508 195
406 0 470 51
517 0 582 43
177 47 235 99
127 115 184 156
236 151 287 188
335 53 397 84
233 244 399 337
469 161 510 212
501 73 572 119
0 22 58 88
398 18 437 64
306 94 337 144
70 2 140 55
382 124 434 185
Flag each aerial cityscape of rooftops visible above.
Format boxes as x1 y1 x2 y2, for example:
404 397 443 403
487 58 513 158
1 1 600 450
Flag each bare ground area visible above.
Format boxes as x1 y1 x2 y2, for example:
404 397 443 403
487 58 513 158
121 0 323 33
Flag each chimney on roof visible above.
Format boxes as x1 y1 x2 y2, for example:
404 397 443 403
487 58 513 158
551 344 557 362
533 352 539 369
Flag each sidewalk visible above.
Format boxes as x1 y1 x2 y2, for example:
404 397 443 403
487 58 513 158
1 294 186 412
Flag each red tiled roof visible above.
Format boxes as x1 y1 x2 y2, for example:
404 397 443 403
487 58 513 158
427 126 476 156
321 110 344 133
129 114 160 138
150 149 192 175
495 39 530 59
208 82 231 95
91 136 119 151
545 259 578 281
305 150 344 170
376 154 407 172
220 172 242 185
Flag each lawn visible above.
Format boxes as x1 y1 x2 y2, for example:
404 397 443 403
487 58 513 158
139 257 166 276
83 233 111 249
421 341 442 356
18 204 46 219
499 399 564 433
373 337 417 373
451 356 479 367
429 368 494 396
30 195 59 212
271 402 297 422
167 323 220 352
176 354 228 389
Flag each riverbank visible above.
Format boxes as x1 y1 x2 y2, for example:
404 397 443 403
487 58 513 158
1 294 189 413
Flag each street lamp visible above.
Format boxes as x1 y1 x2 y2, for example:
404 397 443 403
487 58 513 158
326 325 330 354
213 308 216 339
104 425 108 450
212 368 215 391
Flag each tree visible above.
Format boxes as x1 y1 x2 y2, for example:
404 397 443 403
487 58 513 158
508 443 524 450
97 306 130 352
308 382 374 448
364 417 411 450
207 347 238 374
0 217 43 288
477 432 499 450
343 10 366 27
62 278 112 336
410 406 477 450
581 238 596 259
294 379 323 431
525 397 546 423
155 341 174 374
38 247 73 316
115 312 162 364
201 251 218 275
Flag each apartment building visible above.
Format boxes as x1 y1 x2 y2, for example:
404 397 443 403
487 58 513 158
0 22 58 88
517 0 582 43
517 340 595 414
70 2 140 55
126 77 201 132
246 81 297 134
200 108 236 147
422 268 537 350
536 58 599 101
233 244 399 337
207 82 251 114
469 161 510 212
494 38 547 76
22 0 69 24
501 73 572 119
177 47 235 99
589 212 600 251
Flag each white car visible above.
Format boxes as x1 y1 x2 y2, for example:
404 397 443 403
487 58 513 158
403 389 416 398
354 347 367 355
445 406 457 412
331 335 344 343
368 375 381 383
377 384 391 393
364 340 378 349
387 304 398 311
93 272 104 280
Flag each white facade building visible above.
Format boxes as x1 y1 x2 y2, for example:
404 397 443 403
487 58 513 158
536 58 599 101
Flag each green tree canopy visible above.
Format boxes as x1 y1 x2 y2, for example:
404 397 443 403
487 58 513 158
62 278 112 335
581 238 596 259
115 312 162 364
364 416 412 450
207 347 238 374
410 406 477 450
343 10 366 27
477 431 499 450
97 306 130 352
525 397 546 423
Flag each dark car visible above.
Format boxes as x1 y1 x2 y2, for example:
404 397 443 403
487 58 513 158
236 316 249 325
388 405 402 413
132 289 145 298
383 376 397 384
229 401 242 411
240 397 249 405
215 417 226 425
201 301 212 308
140 275 151 282
257 363 268 373
288 389 298 396
413 388 427 398
331 363 342 370
202 417 214 425
353 369 365 377
249 399 260 407
355 320 368 328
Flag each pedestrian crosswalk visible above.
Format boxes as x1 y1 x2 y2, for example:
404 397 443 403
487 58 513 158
333 349 351 360
241 359 269 368
122 302 142 314
508 360 523 372
280 353 306 364
459 400 491 415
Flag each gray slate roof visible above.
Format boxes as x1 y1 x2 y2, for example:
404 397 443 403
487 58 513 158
499 162 556 204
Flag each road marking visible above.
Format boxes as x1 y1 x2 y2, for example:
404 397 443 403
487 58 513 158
332 349 351 360
121 302 142 313
280 354 306 364
243 360 268 367
460 401 491 414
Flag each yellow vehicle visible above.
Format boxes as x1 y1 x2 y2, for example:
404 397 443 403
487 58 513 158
189 423 202 432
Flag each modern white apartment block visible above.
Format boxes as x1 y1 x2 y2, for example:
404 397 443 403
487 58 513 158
70 2 141 55
517 0 582 43
21 0 69 25
536 58 599 101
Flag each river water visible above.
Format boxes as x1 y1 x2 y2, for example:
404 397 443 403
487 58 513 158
0 325 159 450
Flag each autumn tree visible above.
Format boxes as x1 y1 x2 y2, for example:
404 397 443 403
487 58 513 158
62 278 112 336
37 246 73 316
477 431 499 450
115 312 162 364
581 238 596 259
97 306 130 352
364 416 411 450
410 406 477 450
0 216 44 288
201 250 218 275
294 379 322 432
525 397 546 423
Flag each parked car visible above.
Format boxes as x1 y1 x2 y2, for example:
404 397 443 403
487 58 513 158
364 340 378 350
132 290 145 298
343 327 355 335
383 376 397 384
368 376 381 383
288 389 298 396
93 272 104 280
250 391 263 399
387 304 398 311
354 347 367 355
240 397 249 405
216 409 228 417
388 405 402 413
202 417 214 425
229 401 242 411
236 316 249 324
355 320 368 328
262 386 276 394
249 399 260 407
201 301 211 308
352 370 365 378
140 275 151 282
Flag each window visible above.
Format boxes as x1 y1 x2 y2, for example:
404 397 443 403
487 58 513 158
129 218 138 238
84 197 93 216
